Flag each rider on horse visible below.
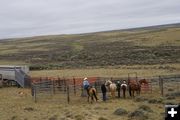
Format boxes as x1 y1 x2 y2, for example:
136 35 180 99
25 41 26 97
83 77 90 95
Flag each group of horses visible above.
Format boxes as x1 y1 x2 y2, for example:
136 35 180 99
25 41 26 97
86 79 148 103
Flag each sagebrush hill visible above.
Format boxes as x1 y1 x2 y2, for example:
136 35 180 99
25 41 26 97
0 23 180 70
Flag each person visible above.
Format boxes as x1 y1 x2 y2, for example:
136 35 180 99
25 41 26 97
83 77 90 95
121 80 127 87
121 80 127 98
116 81 121 98
101 83 107 101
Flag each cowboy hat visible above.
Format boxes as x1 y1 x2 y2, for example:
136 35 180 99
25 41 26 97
83 77 87 80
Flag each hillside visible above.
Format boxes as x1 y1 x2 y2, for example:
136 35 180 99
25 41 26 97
0 23 180 70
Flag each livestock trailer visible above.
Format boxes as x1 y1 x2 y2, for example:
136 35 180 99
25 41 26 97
0 65 30 87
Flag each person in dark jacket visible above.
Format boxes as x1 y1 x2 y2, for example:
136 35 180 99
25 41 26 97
116 81 121 98
101 83 107 101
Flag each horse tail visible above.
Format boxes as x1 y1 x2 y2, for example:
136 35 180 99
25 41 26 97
92 89 98 101
92 89 96 96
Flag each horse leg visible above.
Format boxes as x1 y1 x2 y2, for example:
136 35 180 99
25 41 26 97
123 89 125 98
139 87 141 95
93 90 98 101
88 96 89 102
129 86 132 97
110 91 113 98
118 90 120 98
132 90 135 98
91 95 94 103
112 91 115 98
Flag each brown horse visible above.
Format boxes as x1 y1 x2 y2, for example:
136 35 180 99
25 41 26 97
139 79 150 92
139 79 148 85
87 86 98 103
128 80 141 98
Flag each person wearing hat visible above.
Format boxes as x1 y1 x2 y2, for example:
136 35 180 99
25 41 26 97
83 77 90 95
121 80 127 87
116 81 121 98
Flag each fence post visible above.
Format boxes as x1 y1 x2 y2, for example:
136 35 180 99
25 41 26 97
150 80 152 93
34 85 37 103
135 72 138 83
159 76 161 88
161 77 164 96
159 76 164 96
67 85 70 104
52 80 55 94
31 84 34 96
64 79 66 93
73 77 76 95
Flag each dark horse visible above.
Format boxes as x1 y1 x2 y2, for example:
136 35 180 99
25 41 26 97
87 86 98 103
121 80 128 98
128 80 141 98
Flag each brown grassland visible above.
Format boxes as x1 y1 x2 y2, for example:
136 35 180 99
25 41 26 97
0 24 180 120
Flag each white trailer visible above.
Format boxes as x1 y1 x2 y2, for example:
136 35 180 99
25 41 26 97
0 65 30 87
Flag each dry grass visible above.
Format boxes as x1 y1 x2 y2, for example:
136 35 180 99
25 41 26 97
30 63 180 78
134 28 180 46
0 60 26 65
0 85 179 120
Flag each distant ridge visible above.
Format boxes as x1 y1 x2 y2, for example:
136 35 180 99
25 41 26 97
0 22 180 41
89 22 180 34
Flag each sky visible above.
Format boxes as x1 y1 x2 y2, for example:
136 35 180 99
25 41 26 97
0 0 180 39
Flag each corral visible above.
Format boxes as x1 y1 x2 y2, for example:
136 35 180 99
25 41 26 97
30 73 180 104
0 73 179 120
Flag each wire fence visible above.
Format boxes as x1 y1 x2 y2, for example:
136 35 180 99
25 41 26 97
31 74 180 103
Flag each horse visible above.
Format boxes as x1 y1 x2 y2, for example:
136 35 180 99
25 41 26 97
87 86 98 103
128 80 141 98
139 79 149 92
139 79 148 85
105 80 117 98
121 81 128 98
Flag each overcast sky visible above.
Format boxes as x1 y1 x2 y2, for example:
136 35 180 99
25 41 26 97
0 0 180 39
